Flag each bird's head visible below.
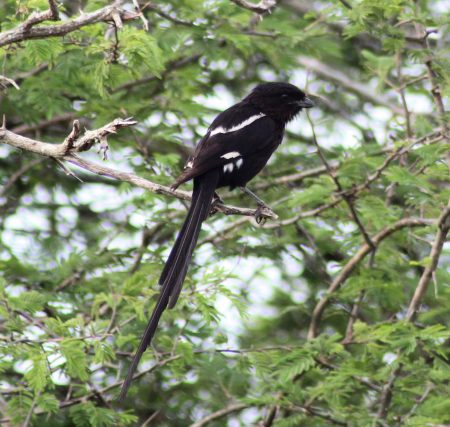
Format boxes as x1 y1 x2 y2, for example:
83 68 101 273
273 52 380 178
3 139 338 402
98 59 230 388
245 82 314 122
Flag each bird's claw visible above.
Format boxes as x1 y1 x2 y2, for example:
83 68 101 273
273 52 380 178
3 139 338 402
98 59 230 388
210 193 224 215
254 204 278 224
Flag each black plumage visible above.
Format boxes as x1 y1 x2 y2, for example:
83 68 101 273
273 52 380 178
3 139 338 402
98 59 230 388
119 82 314 400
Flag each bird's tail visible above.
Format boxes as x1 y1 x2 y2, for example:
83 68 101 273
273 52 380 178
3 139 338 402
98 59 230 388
119 170 219 401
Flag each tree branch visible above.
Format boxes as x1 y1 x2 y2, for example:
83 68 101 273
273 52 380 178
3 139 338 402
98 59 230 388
406 201 450 321
306 111 376 252
0 117 277 220
0 3 139 48
230 0 277 14
0 74 20 90
298 56 405 115
0 158 43 197
375 203 449 423
18 0 59 32
375 365 401 421
308 217 435 339
189 403 250 427
11 112 77 135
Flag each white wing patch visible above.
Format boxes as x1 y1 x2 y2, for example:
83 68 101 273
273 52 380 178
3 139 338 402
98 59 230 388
221 151 240 159
223 163 234 173
186 161 194 168
210 113 266 137
236 158 244 169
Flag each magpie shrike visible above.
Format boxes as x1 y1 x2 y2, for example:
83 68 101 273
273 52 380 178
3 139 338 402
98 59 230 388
119 82 314 400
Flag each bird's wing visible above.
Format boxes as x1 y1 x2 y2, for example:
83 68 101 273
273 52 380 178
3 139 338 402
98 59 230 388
173 114 277 187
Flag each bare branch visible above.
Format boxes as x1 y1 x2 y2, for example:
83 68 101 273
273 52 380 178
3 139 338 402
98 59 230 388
22 392 40 427
306 111 376 252
423 44 450 170
132 0 149 31
298 56 405 115
0 118 137 157
19 0 59 32
376 203 449 422
376 365 401 421
343 291 365 344
230 0 277 14
406 201 450 321
395 52 413 138
11 112 77 135
396 383 434 426
288 405 348 426
189 403 250 427
0 4 139 48
141 2 197 26
0 158 43 197
253 164 334 191
0 75 20 90
0 117 276 220
111 54 201 93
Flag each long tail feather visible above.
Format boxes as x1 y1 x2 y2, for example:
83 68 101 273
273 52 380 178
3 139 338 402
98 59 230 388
119 171 219 400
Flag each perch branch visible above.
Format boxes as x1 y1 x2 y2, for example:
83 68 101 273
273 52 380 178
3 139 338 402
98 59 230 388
0 118 277 220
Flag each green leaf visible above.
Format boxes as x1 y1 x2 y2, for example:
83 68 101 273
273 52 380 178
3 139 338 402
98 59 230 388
60 339 89 381
25 352 49 393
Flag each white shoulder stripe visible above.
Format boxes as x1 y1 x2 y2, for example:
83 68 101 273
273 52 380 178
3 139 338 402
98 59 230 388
210 113 266 137
221 151 240 159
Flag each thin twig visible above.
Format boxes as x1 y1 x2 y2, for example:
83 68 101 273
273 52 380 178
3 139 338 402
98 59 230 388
141 410 161 427
298 56 405 115
395 51 413 138
342 291 365 344
0 158 43 197
375 365 401 422
406 201 450 321
306 112 376 252
395 383 434 426
189 403 249 427
21 392 40 427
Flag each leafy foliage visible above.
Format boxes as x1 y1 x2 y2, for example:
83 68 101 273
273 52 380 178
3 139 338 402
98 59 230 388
0 0 449 426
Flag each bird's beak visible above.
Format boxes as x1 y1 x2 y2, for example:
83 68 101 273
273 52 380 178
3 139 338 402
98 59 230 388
297 96 315 108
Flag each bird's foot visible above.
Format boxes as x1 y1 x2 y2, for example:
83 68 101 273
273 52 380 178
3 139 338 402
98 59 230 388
254 203 278 224
210 192 224 215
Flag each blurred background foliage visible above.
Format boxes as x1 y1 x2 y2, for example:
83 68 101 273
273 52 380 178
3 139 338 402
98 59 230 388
0 0 449 425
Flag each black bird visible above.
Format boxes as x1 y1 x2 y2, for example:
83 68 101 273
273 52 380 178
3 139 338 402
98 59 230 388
119 82 314 399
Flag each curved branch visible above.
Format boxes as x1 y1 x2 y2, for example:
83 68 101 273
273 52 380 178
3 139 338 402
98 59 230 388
307 217 435 339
